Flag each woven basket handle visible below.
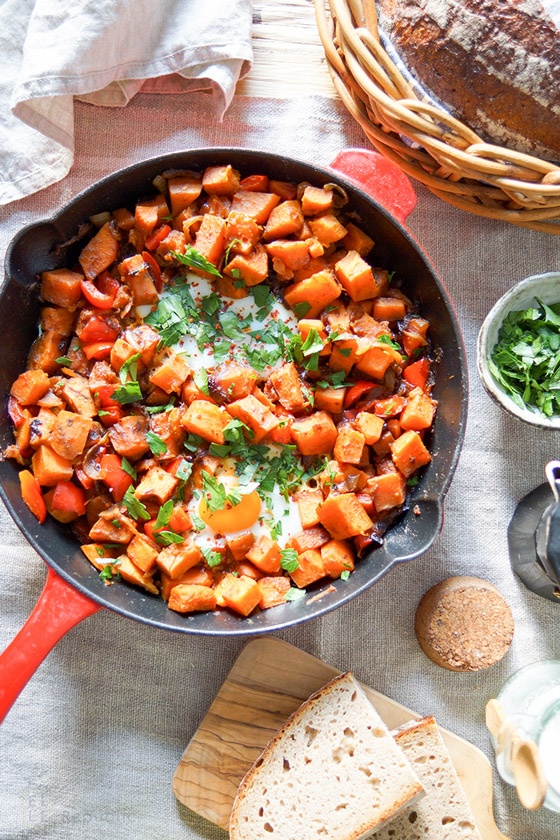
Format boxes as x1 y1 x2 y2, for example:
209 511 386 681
330 148 416 225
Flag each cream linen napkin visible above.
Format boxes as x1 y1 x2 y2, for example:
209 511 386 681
0 0 253 205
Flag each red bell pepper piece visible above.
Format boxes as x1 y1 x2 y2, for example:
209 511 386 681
80 273 119 309
373 396 407 417
19 470 46 524
144 225 171 251
79 316 119 345
51 481 87 516
75 465 94 491
142 251 162 292
403 357 430 390
239 174 269 192
98 405 124 427
8 396 26 429
95 385 118 406
99 453 133 502
83 342 113 361
344 381 375 408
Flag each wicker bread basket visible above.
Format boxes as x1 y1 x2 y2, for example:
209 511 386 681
314 0 560 234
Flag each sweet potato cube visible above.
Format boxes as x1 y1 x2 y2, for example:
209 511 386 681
29 408 56 448
269 362 306 412
156 539 202 579
62 376 97 417
315 387 346 414
246 534 282 574
321 539 355 578
334 425 366 465
31 445 74 486
342 222 375 256
119 254 159 305
258 576 292 609
39 306 75 336
292 411 337 456
295 488 324 529
230 191 280 224
290 548 326 588
122 324 160 366
355 411 384 445
79 223 118 281
213 572 239 607
168 176 203 215
372 297 407 321
168 583 216 613
289 526 330 554
356 347 393 380
335 251 377 301
269 180 297 200
284 270 341 319
202 165 241 196
134 203 159 235
221 575 262 617
40 269 83 308
51 411 93 460
318 493 373 540
181 400 232 445
265 239 310 271
226 530 256 561
309 214 347 246
113 207 136 231
108 415 150 460
390 430 431 477
399 391 436 431
328 338 359 373
89 508 136 544
160 567 213 601
81 543 120 573
263 200 304 240
301 186 334 216
227 395 279 443
235 561 264 580
149 353 191 394
134 465 179 503
370 471 407 512
193 213 226 273
223 244 269 286
27 331 67 374
212 363 256 402
10 370 50 405
117 556 158 594
225 211 263 255
127 534 159 573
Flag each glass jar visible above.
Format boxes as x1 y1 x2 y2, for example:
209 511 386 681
492 660 560 812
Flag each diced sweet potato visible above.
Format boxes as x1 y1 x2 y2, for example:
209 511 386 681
321 540 355 578
235 561 265 580
39 306 76 336
31 445 74 486
263 200 304 240
292 411 337 456
27 331 67 374
212 363 257 402
149 410 184 460
115 555 158 594
224 244 269 286
295 488 324 529
355 411 384 445
290 548 326 588
289 526 330 554
221 575 262 617
268 362 306 412
342 222 375 256
230 191 280 225
356 347 393 380
334 251 377 301
168 176 203 215
314 387 346 414
333 425 366 465
108 415 150 460
156 539 202 579
225 211 263 255
399 391 437 431
370 471 407 512
160 567 213 601
372 297 407 321
149 353 191 394
226 530 256 561
284 270 341 319
127 533 159 573
265 239 310 271
298 319 330 355
309 214 347 246
61 377 97 417
246 534 282 574
168 584 217 613
202 165 241 196
10 370 50 405
89 507 136 544
193 213 226 272
227 395 279 443
318 493 373 540
269 180 297 200
113 207 136 231
301 186 334 216
51 410 93 460
258 576 291 609
122 324 160 366
390 430 431 477
81 543 121 572
40 269 83 308
119 254 159 305
79 223 119 281
181 400 232 444
29 408 56 448
135 465 179 503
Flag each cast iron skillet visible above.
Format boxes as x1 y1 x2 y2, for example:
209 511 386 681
0 148 467 714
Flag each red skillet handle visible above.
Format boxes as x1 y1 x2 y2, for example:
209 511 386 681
0 566 103 723
329 148 417 225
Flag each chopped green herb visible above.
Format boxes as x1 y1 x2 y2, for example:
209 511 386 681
224 238 242 266
122 486 150 521
340 570 350 581
185 433 205 452
387 270 396 284
146 430 167 457
284 587 306 601
55 355 72 366
407 476 418 487
121 457 137 482
301 328 325 357
293 301 312 317
201 470 240 511
155 530 185 546
176 459 192 482
98 409 110 417
119 352 141 385
377 334 402 352
280 548 299 573
95 546 105 557
220 311 246 340
224 417 254 444
338 347 352 358
230 268 243 281
99 565 113 581
191 511 206 532
201 545 223 567
193 368 210 396
155 499 173 530
145 400 175 414
112 381 143 405
251 284 274 310
169 247 222 278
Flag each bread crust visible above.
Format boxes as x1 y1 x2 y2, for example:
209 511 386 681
377 0 560 160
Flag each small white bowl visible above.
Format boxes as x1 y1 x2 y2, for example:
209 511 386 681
477 271 560 430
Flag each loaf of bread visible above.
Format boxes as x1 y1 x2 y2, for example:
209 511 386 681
377 0 560 160
373 716 483 839
229 672 424 840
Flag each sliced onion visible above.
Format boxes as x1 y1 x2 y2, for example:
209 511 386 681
82 438 108 480
89 211 112 228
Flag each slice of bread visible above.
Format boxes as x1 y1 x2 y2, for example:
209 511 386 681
373 717 483 839
229 673 424 840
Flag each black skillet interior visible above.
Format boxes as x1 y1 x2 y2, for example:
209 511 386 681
0 148 467 635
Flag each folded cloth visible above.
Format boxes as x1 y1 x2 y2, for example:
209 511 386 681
0 0 253 206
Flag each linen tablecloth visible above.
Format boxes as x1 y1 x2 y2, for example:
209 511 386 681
1 92 559 840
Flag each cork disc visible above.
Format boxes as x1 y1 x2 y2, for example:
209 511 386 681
415 576 514 671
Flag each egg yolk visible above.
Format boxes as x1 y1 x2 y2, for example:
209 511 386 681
199 489 262 533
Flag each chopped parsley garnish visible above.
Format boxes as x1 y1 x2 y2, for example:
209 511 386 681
112 381 143 405
193 369 210 396
185 433 205 452
145 400 175 414
190 511 206 532
154 499 173 530
316 370 352 389
301 328 324 357
122 486 150 521
223 418 254 444
99 565 113 581
201 545 223 567
407 476 418 487
340 570 350 581
280 548 299 573
146 430 167 457
337 347 352 358
224 238 242 266
121 457 137 482
169 247 222 278
175 459 192 482
293 301 311 317
284 587 306 601
155 530 185 546
201 470 241 511
119 353 141 384
55 355 72 366
95 546 105 557
377 334 402 352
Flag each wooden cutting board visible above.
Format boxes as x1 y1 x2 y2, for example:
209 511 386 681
173 638 511 839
